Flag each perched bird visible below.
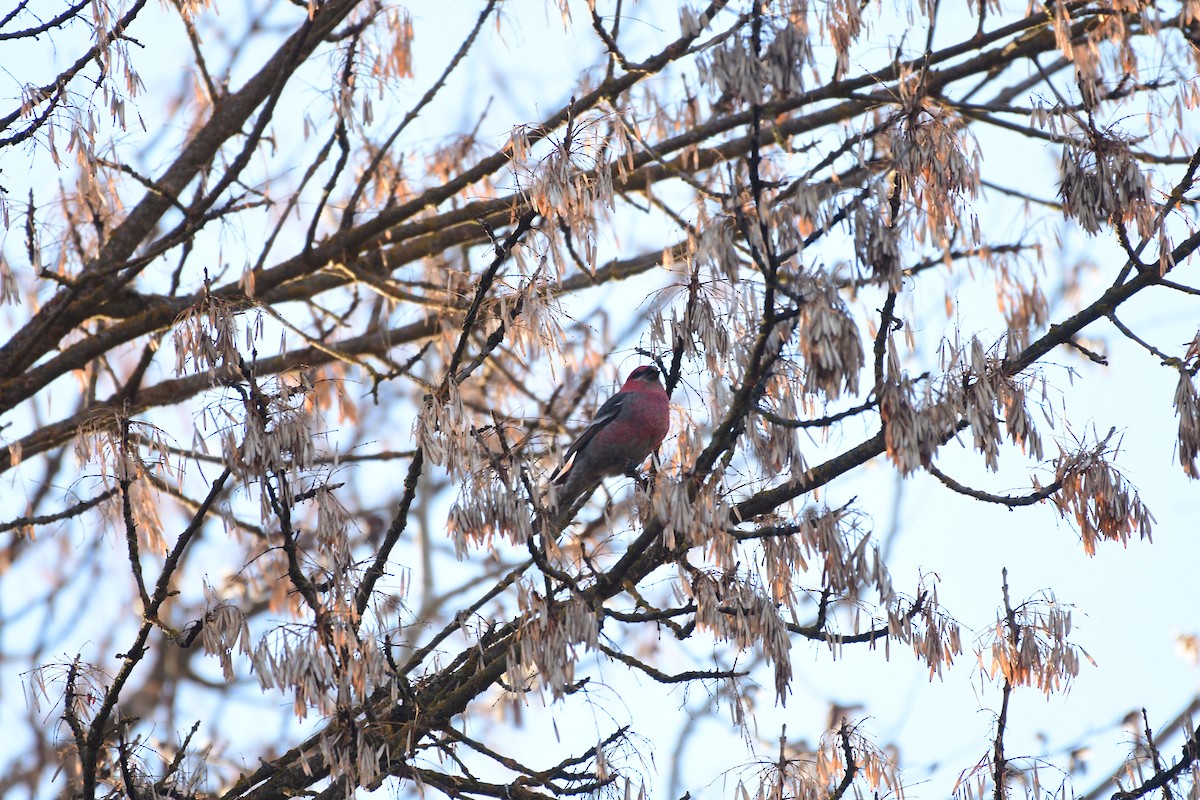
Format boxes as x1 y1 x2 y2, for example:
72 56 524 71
549 365 670 515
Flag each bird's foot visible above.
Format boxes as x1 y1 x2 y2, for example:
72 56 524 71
623 466 651 491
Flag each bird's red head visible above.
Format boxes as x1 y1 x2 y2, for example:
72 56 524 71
623 365 663 390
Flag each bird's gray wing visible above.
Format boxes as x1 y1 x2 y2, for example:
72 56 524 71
552 393 628 483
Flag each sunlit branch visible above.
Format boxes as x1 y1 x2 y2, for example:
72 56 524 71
753 397 878 429
1107 311 1179 365
598 642 748 683
828 722 859 800
355 449 424 620
80 467 231 800
992 571 1019 800
0 0 361 381
0 1 88 41
0 487 117 535
926 464 1062 507
0 0 149 144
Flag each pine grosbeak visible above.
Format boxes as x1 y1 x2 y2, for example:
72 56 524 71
549 365 670 513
